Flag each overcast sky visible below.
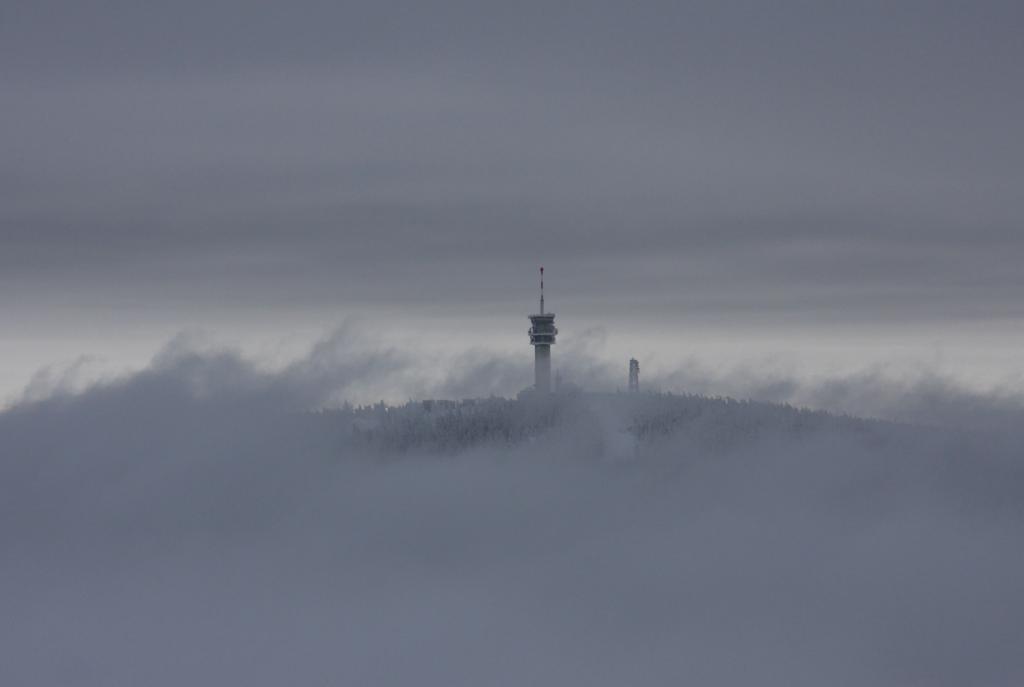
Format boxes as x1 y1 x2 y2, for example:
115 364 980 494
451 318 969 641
5 7 1024 681
3 0 1023 398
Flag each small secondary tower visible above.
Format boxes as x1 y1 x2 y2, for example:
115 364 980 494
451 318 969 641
528 267 558 393
629 358 640 392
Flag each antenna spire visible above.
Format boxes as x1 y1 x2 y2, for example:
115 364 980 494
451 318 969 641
540 266 544 314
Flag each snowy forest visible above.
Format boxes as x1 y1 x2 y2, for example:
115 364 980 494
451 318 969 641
318 391 895 455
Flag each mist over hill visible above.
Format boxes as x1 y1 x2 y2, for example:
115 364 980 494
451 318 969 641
3 332 1024 686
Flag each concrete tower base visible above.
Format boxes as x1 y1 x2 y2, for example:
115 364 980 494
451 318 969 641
534 345 551 393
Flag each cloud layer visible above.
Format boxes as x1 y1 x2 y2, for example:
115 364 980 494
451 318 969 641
3 333 1024 685
4 1 1024 323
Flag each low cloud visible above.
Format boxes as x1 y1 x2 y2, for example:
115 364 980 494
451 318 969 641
2 331 1024 686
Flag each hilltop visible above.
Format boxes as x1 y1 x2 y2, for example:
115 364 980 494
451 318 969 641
312 391 902 455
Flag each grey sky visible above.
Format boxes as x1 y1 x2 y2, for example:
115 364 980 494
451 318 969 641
2 0 1024 396
5 7 1024 678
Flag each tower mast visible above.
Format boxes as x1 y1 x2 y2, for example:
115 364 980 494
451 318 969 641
540 266 544 314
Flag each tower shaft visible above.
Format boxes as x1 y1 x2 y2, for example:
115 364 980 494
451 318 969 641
535 345 552 393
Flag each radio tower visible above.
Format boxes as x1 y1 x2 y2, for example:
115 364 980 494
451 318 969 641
528 267 558 393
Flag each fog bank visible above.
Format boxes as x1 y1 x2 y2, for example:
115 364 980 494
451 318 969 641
2 333 1024 685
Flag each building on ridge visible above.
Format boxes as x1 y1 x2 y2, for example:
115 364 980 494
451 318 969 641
528 267 558 393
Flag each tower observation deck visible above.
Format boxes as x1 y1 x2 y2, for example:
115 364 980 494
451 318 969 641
528 267 558 393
